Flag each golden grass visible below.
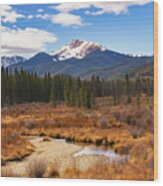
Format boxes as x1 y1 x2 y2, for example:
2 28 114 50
1 167 19 177
1 128 34 161
44 163 60 178
1 167 13 177
60 161 153 180
1 96 154 180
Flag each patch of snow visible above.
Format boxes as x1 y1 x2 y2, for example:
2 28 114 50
1 56 26 67
125 53 144 57
50 39 107 61
52 57 57 62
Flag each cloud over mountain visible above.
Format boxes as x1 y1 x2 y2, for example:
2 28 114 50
1 26 58 56
0 1 153 56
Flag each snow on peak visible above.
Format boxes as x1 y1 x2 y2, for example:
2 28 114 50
125 53 148 58
50 39 107 61
1 56 26 67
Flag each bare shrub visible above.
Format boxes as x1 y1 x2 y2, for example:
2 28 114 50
98 116 110 129
113 106 154 133
2 129 22 149
115 146 130 155
26 157 47 178
45 162 59 178
112 112 121 121
47 167 59 178
42 136 51 142
24 120 37 129
129 127 145 139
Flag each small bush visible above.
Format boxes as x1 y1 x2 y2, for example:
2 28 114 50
26 157 47 178
114 145 131 155
130 127 144 139
3 130 19 144
42 136 51 142
98 116 110 129
45 165 59 178
24 120 36 129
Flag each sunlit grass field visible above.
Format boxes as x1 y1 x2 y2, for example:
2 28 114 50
1 96 154 180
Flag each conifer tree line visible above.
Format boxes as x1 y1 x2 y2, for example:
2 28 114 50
1 67 154 108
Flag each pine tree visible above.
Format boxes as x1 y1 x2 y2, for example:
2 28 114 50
1 66 7 106
111 80 117 105
1 67 154 108
50 80 57 107
125 74 132 104
136 96 141 106
79 82 91 109
64 78 71 106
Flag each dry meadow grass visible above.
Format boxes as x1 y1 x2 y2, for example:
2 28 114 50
1 96 154 180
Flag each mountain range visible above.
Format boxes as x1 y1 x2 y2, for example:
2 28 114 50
1 56 26 68
1 39 154 80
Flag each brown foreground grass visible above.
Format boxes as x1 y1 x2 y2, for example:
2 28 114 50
1 128 34 162
59 160 154 180
1 96 154 180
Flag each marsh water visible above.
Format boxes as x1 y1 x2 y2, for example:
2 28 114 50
29 136 129 162
2 135 129 177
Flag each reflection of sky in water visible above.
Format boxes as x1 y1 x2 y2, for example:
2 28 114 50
74 147 129 163
28 136 129 163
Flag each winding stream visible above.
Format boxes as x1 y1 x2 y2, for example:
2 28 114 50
29 136 129 162
2 136 129 177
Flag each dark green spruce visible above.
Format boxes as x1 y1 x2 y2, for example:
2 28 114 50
1 67 154 108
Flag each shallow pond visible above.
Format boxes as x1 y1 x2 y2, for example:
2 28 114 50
3 135 129 177
27 136 129 163
74 147 129 163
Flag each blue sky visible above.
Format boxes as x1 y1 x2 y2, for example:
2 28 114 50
1 1 154 57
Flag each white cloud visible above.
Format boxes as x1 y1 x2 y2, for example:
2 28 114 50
27 15 34 19
35 12 83 27
1 5 25 23
47 1 152 27
35 13 50 20
1 26 58 56
51 2 92 13
51 13 83 26
86 0 152 15
51 0 152 15
37 8 44 13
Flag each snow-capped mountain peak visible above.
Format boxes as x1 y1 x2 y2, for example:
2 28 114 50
50 39 107 61
1 56 26 67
